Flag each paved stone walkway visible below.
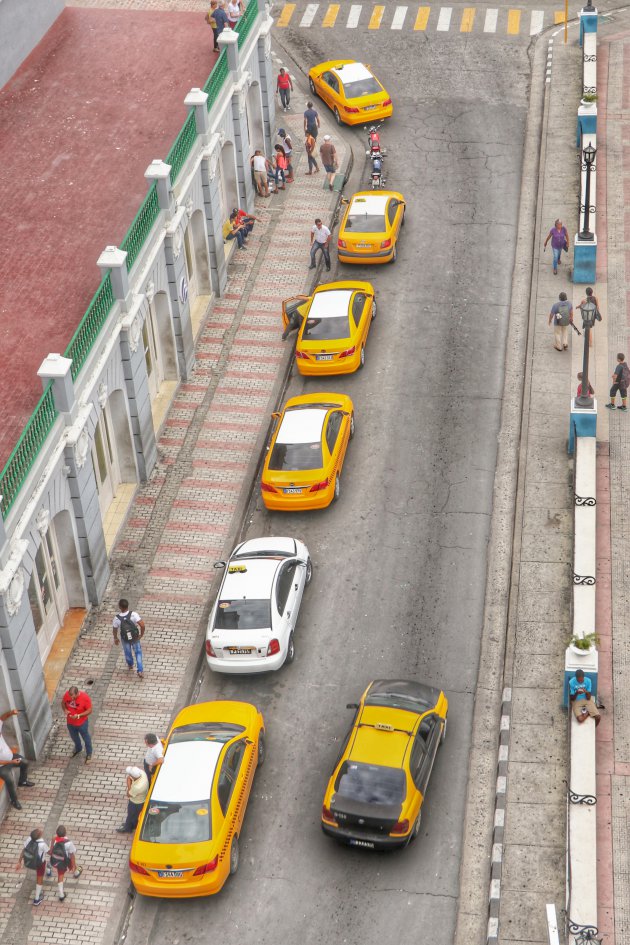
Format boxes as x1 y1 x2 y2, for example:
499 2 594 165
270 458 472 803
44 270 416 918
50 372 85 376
0 99 347 944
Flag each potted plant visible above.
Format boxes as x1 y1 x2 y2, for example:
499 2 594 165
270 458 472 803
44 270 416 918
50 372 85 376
581 92 598 107
568 631 600 654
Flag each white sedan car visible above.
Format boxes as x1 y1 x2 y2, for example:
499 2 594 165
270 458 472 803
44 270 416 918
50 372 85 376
205 537 312 674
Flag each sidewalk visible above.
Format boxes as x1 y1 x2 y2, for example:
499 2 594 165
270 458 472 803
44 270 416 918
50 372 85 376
0 103 348 945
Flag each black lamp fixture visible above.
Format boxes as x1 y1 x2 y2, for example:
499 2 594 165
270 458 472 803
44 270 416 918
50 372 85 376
576 298 598 409
579 143 597 241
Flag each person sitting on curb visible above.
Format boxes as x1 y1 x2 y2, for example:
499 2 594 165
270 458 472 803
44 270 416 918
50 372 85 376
223 215 248 250
605 352 630 411
117 766 149 834
569 669 601 726
231 207 261 237
0 707 35 810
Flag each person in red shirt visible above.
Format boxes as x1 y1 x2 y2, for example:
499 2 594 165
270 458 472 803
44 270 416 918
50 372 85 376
273 145 288 189
276 68 293 112
576 372 594 398
61 687 93 763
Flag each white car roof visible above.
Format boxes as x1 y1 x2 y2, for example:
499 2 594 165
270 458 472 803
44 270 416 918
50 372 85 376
333 62 373 85
277 407 327 444
350 193 389 215
234 537 297 557
221 557 279 599
151 741 223 803
309 289 353 320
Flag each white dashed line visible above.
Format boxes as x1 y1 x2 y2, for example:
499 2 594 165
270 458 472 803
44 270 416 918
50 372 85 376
436 6 452 31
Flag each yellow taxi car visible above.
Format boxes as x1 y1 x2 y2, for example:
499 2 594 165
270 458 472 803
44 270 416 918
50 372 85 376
129 700 264 898
261 392 354 511
321 679 448 849
337 191 405 265
281 281 376 374
308 60 393 126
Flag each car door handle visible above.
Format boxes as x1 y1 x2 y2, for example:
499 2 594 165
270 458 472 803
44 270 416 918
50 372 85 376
287 611 291 618
294 583 298 590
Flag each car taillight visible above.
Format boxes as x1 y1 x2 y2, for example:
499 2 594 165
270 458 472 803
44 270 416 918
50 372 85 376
309 478 329 493
193 857 218 876
261 482 277 493
205 640 216 658
267 639 281 656
344 105 360 113
322 805 335 823
339 346 356 359
382 98 392 107
380 239 392 249
129 860 150 876
391 819 409 835
338 239 347 248
295 349 308 359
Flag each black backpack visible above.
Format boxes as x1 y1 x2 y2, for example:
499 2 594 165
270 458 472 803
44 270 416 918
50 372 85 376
50 838 72 871
118 613 140 642
23 838 45 871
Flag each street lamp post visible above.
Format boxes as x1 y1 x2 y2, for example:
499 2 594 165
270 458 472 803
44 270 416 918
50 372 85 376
579 143 597 241
583 0 594 10
576 298 597 409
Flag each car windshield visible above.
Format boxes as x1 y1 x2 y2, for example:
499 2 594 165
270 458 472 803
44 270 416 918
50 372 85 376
269 442 323 470
345 213 385 233
140 800 210 844
365 691 431 713
214 600 271 630
334 762 406 805
343 77 382 98
170 723 245 744
303 315 351 340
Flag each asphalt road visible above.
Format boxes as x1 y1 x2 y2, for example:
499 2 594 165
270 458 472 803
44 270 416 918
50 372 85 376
126 20 532 945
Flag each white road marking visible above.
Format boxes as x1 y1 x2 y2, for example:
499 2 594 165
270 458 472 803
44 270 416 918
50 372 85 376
391 6 408 29
530 10 544 34
484 9 498 33
300 4 319 28
437 7 452 31
346 4 361 28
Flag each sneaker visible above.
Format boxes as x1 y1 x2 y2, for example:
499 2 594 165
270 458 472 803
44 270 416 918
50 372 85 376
73 867 83 879
71 748 82 757
605 403 616 409
33 896 44 907
18 780 35 788
85 755 92 764
46 867 52 878
619 405 627 411
58 895 66 902
137 671 144 679
116 825 131 833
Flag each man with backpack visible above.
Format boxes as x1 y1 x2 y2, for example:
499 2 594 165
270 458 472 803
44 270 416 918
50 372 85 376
113 599 146 679
48 825 82 901
16 827 49 906
548 291 573 351
605 353 630 411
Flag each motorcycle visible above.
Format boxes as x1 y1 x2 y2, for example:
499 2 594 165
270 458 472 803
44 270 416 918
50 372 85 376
366 123 386 158
366 151 385 189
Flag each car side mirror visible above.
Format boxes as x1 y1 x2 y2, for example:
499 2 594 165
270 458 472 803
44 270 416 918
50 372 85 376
271 412 280 420
213 561 226 570
346 703 359 709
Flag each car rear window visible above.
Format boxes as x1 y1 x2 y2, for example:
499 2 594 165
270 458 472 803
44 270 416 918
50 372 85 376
170 723 246 744
214 599 271 630
140 800 211 844
334 762 406 805
304 315 351 340
345 213 385 233
269 442 323 471
343 78 382 98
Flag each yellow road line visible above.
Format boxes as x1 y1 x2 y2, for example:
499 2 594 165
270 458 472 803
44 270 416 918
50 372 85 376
322 3 340 27
276 3 296 27
460 7 475 32
368 5 385 28
554 10 566 23
414 6 430 29
507 9 521 34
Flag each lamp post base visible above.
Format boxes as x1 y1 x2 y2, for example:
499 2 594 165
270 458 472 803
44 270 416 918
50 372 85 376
573 237 597 284
569 398 598 455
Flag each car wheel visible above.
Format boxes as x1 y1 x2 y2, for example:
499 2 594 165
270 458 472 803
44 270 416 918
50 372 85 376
371 299 377 320
349 413 355 438
441 715 447 744
305 557 313 585
390 244 397 264
309 77 316 96
333 474 341 501
359 346 365 369
285 633 295 664
408 812 422 845
229 835 239 875
257 731 265 768
334 107 342 125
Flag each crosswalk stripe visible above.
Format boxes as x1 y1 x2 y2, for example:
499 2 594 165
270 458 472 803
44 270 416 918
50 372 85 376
530 10 544 33
347 4 361 27
391 5 408 29
276 3 295 27
507 9 521 34
436 6 451 30
414 5 430 29
554 9 566 23
299 3 318 26
484 8 498 32
322 3 339 26
460 7 475 31
368 5 384 28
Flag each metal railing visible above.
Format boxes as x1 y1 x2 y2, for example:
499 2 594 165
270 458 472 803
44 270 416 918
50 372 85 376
0 385 58 517
203 50 229 110
166 109 198 184
121 182 160 271
64 272 116 381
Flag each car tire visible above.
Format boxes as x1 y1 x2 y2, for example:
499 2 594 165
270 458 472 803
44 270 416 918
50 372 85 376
333 474 341 501
390 244 397 264
371 299 377 320
257 731 265 768
441 715 447 744
334 107 342 125
305 557 313 585
229 835 239 875
408 812 422 845
359 346 365 369
285 633 295 664
349 413 355 438
309 77 317 96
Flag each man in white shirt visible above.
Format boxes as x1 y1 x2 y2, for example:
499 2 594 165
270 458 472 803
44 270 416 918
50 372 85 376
250 150 271 197
143 733 164 780
113 598 146 679
0 707 34 809
309 218 331 272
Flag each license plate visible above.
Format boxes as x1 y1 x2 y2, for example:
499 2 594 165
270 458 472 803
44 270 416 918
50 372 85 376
349 839 375 848
227 647 254 655
357 243 371 248
316 354 334 361
364 105 377 111
283 487 303 494
158 870 183 878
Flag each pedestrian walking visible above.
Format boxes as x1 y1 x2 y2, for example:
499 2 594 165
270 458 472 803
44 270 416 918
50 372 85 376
605 352 630 411
48 825 82 900
548 292 573 351
117 766 150 834
276 68 293 112
226 0 244 28
319 134 338 191
578 286 602 347
144 733 164 781
304 101 320 139
543 218 569 274
569 669 601 726
206 0 228 51
305 132 319 175
61 686 93 763
576 373 594 397
309 218 331 272
16 827 49 906
277 129 294 181
113 599 145 679
250 150 271 197
273 145 288 189
0 707 34 810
